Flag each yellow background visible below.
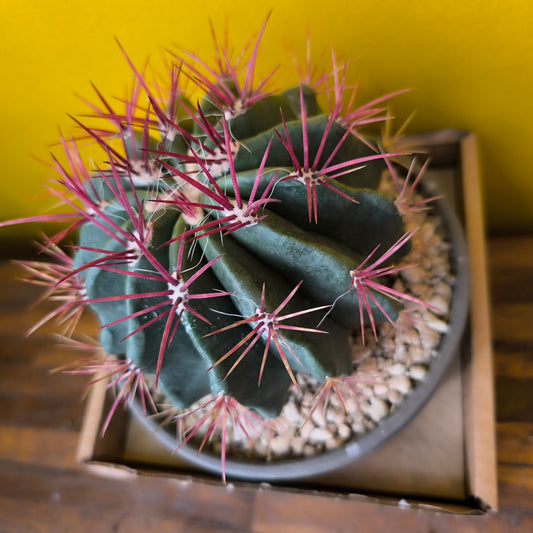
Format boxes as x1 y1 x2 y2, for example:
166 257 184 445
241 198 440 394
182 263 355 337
1 0 533 239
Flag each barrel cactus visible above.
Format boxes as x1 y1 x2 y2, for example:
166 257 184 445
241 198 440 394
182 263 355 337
3 17 439 476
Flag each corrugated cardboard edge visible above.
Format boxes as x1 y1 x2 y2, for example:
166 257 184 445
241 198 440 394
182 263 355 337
460 133 498 511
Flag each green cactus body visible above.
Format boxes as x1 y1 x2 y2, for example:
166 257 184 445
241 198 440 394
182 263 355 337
0 18 463 481
75 76 410 421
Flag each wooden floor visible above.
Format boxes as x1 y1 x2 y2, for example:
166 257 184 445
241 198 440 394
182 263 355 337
0 234 532 532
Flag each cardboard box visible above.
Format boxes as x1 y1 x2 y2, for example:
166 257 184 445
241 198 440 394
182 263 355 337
76 131 497 514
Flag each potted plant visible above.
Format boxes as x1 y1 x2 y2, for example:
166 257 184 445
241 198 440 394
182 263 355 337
1 16 469 482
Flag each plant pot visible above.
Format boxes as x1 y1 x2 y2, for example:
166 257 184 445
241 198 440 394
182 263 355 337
127 160 470 482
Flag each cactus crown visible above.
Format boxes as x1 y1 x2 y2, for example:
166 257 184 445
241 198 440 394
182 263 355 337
4 16 447 477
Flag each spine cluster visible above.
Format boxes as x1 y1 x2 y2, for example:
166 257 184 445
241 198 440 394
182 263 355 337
3 17 440 475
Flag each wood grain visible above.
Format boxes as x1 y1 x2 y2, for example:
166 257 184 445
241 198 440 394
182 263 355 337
0 234 532 532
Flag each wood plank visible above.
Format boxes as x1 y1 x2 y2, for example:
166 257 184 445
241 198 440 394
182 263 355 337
0 392 85 430
488 236 533 304
496 376 533 423
0 461 255 533
0 426 80 467
494 344 533 378
492 303 533 343
498 464 533 510
251 488 533 533
488 235 533 268
0 500 187 533
497 422 533 465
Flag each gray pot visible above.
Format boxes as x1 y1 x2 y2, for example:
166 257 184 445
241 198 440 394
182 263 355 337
129 170 470 482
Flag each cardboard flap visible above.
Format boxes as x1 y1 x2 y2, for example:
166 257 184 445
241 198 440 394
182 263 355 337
460 134 498 510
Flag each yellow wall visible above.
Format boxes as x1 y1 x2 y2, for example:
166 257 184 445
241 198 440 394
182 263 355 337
1 0 533 238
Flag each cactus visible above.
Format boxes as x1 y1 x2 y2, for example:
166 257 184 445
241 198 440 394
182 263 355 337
1 17 441 477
